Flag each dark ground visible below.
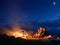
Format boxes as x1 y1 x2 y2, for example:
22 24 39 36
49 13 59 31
0 34 60 45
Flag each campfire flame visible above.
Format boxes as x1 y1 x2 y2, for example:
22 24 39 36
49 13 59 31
3 27 56 40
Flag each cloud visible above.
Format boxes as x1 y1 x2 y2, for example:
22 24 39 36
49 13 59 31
39 17 60 35
47 27 60 35
39 16 60 27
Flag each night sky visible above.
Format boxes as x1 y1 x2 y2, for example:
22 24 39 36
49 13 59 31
0 0 60 35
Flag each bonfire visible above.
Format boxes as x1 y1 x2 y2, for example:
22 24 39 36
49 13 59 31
3 26 57 40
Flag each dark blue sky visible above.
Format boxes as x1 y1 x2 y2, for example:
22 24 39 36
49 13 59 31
0 0 60 35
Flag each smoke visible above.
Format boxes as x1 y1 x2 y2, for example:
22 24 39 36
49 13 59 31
8 0 29 28
0 0 39 33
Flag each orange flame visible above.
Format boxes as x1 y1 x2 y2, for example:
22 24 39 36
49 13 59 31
4 27 53 40
4 26 33 39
